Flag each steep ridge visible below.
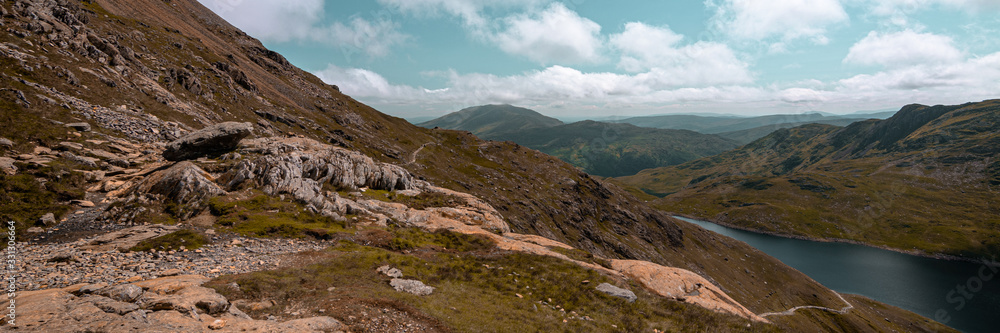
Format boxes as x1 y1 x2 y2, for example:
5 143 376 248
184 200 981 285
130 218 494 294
616 100 1000 259
0 0 955 331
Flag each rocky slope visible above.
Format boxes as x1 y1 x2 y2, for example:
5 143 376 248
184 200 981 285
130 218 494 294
616 100 1000 259
0 0 956 331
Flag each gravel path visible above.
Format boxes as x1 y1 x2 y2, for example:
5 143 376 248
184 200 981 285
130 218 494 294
12 236 332 291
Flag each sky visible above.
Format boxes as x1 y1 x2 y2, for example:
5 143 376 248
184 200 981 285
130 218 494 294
198 0 1000 119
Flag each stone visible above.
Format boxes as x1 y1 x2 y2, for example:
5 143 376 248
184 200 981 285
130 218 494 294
162 122 253 161
59 151 99 168
66 122 92 132
59 141 84 151
72 200 96 207
34 146 53 155
160 269 183 277
595 283 636 303
83 295 140 315
37 213 57 226
389 278 434 296
26 227 44 233
81 224 180 251
208 319 227 330
377 265 403 278
104 283 144 302
77 283 109 295
0 157 16 175
0 137 12 148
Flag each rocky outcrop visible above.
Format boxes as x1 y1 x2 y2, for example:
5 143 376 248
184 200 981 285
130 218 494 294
79 224 181 252
220 137 417 218
163 122 253 161
7 275 343 332
131 161 226 218
0 156 16 175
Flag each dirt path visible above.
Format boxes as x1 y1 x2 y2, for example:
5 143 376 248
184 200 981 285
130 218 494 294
406 142 435 165
759 291 854 317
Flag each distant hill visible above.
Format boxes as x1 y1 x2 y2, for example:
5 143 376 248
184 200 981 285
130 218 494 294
420 106 739 177
614 112 888 134
716 117 868 144
614 100 1000 259
493 121 740 177
419 104 563 138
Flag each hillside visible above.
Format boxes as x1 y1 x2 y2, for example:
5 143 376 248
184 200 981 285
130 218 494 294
716 118 866 144
491 121 740 177
421 107 740 177
616 101 1000 259
0 0 955 331
418 104 563 138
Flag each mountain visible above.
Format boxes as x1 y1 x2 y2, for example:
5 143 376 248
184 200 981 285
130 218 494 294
492 121 740 177
716 118 867 144
419 104 564 138
615 100 1000 259
614 113 883 136
0 0 953 331
420 106 740 177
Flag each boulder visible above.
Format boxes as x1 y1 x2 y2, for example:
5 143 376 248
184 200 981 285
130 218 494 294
162 122 252 161
389 278 434 296
37 213 57 226
377 265 403 278
0 157 16 175
66 122 92 132
0 137 12 148
102 284 144 302
132 161 225 219
595 283 636 303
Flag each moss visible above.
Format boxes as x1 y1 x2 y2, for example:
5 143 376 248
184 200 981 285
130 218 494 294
129 229 209 252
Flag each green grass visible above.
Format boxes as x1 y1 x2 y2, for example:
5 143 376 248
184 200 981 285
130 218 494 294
207 229 774 333
0 162 87 247
208 193 348 239
357 189 463 210
128 229 209 252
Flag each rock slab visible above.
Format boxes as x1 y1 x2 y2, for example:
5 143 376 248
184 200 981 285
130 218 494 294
163 122 252 161
596 283 637 303
389 278 434 296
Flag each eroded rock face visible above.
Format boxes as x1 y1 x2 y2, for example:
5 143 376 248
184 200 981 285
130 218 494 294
131 161 226 218
163 122 253 161
7 275 344 332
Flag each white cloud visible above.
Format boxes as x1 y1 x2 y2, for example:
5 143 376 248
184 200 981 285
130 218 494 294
610 22 752 86
844 30 963 68
862 0 1000 16
376 0 548 27
708 0 848 46
838 52 1000 91
199 0 408 58
492 3 604 64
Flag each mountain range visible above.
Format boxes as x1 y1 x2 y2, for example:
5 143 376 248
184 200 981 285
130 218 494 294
615 100 1000 259
420 105 740 177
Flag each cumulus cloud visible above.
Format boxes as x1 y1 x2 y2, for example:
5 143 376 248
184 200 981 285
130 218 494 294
708 0 848 46
376 0 549 27
610 22 752 86
491 3 604 64
199 0 408 58
844 30 963 68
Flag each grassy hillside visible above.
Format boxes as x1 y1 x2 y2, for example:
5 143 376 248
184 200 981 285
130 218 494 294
616 101 1000 259
492 121 740 177
421 106 740 177
615 113 884 136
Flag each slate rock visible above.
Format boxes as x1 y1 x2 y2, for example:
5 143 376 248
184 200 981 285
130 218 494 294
596 283 637 303
162 122 252 161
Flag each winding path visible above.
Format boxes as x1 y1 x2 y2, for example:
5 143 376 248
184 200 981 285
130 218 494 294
759 291 854 317
406 142 435 165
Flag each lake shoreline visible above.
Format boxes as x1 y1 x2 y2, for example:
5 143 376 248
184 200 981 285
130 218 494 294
669 213 997 265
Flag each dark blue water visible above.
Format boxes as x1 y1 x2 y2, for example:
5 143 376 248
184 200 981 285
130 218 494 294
675 216 1000 333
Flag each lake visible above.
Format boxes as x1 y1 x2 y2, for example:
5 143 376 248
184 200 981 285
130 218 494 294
674 216 1000 333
